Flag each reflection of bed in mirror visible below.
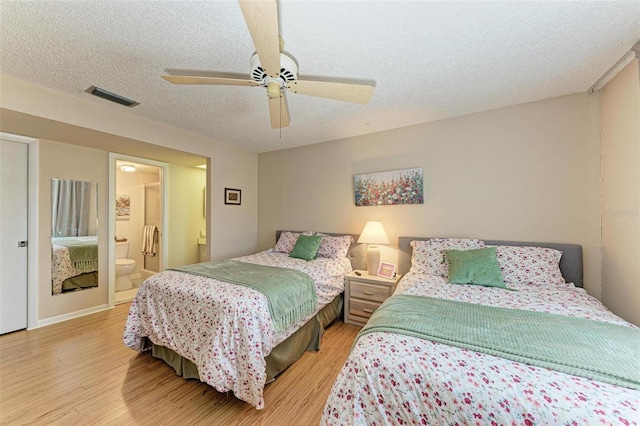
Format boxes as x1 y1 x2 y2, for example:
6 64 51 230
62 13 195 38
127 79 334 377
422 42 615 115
52 236 98 294
51 178 99 295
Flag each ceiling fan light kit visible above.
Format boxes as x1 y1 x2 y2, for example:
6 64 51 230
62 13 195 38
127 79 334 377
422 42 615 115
161 0 374 129
250 52 298 99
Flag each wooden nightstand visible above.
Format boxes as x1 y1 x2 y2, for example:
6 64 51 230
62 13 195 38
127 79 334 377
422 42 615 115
344 270 401 326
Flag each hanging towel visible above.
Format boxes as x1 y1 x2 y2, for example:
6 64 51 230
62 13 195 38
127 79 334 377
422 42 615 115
141 225 158 256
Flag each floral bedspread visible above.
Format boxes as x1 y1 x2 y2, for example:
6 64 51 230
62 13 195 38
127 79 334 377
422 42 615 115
322 272 640 425
123 250 350 409
51 237 99 295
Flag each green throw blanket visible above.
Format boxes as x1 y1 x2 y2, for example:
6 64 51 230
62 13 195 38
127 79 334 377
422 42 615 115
358 294 640 390
58 240 98 273
171 260 318 333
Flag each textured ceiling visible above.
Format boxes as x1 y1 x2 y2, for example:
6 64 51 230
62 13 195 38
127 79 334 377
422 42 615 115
1 1 638 153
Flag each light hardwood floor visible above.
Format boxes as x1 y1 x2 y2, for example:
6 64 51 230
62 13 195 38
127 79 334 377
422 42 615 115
0 303 360 425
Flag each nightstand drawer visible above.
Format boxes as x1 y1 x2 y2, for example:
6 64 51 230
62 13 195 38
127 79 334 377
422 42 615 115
349 298 381 320
349 281 392 303
344 271 401 326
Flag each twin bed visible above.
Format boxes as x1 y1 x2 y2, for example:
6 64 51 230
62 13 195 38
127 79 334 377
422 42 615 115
124 232 639 422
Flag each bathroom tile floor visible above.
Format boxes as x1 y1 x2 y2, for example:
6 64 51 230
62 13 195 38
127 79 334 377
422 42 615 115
114 277 143 305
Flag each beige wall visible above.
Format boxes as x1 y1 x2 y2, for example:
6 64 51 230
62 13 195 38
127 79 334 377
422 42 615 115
38 140 210 320
0 74 258 262
1 74 258 325
38 140 110 320
601 59 640 326
167 163 207 267
208 146 259 260
259 93 603 297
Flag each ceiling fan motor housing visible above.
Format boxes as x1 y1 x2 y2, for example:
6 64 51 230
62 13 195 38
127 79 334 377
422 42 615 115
250 52 298 87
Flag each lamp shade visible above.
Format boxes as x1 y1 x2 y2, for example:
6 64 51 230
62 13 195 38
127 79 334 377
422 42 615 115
357 221 390 245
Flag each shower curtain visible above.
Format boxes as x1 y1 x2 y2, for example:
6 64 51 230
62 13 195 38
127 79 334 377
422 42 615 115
51 179 96 237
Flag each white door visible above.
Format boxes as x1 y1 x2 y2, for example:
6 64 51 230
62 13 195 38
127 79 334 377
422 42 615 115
0 138 28 334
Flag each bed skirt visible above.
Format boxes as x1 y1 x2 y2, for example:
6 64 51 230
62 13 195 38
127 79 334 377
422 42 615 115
61 271 98 292
146 293 343 384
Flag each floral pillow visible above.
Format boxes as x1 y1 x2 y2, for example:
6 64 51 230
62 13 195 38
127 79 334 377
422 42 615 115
410 238 485 278
274 231 314 254
273 231 315 254
274 232 299 253
493 245 565 285
316 234 354 259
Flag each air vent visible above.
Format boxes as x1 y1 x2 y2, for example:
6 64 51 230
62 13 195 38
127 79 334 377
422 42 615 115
85 86 139 108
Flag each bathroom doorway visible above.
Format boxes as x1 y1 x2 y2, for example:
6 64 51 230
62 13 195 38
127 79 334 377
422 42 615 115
109 154 168 306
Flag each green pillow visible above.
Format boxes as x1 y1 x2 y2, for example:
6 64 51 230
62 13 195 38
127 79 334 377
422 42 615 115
444 247 507 288
289 235 323 261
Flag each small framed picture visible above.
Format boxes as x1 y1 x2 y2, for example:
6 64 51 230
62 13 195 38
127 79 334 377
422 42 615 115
224 188 241 205
116 194 130 220
377 262 396 279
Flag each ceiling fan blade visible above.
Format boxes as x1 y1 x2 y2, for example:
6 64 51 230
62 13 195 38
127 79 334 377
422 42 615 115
239 0 280 79
268 94 290 129
287 80 374 104
162 75 260 86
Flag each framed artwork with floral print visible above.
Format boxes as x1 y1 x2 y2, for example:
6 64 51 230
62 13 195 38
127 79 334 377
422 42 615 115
354 167 424 206
116 194 130 220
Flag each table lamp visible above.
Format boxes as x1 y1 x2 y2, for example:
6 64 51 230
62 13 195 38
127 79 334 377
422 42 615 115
357 221 390 275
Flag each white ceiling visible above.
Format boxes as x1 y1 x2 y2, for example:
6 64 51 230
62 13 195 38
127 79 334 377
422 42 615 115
1 1 638 153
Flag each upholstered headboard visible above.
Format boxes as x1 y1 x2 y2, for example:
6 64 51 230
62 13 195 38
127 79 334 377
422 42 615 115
397 237 583 287
276 230 366 271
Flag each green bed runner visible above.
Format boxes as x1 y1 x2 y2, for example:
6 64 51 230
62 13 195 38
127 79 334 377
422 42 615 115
358 294 640 390
58 240 98 273
171 260 318 333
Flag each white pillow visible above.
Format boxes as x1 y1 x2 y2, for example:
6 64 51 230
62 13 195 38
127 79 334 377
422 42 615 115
316 234 353 259
410 238 485 278
493 245 565 285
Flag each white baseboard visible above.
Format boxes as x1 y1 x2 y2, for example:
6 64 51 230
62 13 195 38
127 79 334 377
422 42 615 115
31 304 111 329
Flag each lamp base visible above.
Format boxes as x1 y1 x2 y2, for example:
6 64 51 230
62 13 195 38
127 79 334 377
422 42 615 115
366 245 380 276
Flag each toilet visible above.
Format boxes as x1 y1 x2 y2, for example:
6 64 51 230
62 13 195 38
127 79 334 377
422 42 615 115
115 241 136 291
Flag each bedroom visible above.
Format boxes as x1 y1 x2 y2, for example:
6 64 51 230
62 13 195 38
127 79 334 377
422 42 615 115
1 0 638 423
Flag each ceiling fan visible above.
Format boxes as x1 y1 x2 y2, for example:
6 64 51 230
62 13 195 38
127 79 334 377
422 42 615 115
162 0 375 129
